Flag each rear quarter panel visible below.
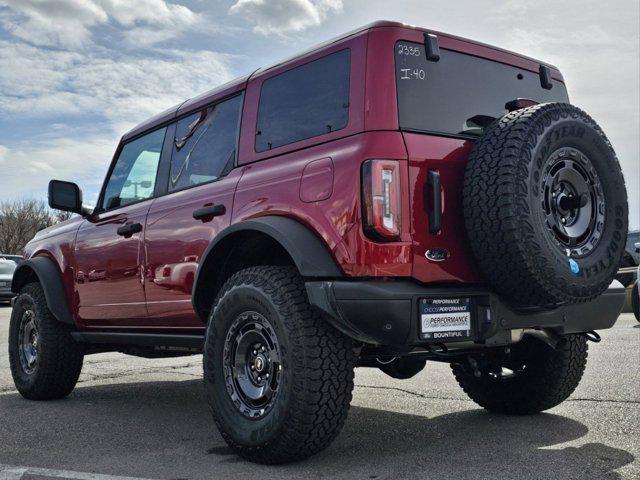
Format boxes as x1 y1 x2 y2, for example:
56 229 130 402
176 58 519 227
233 131 412 277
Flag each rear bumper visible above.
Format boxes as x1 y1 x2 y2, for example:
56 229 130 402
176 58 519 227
305 280 626 347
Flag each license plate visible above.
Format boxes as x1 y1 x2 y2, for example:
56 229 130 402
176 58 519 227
420 297 472 342
0 281 6 288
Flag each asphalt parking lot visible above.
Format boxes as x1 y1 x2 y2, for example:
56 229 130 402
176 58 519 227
0 304 638 480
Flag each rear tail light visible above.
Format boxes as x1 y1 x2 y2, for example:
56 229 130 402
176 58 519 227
362 159 401 241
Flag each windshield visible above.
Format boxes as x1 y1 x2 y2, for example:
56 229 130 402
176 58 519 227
395 41 570 137
0 261 17 275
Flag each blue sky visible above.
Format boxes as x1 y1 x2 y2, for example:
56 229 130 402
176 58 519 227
0 0 638 228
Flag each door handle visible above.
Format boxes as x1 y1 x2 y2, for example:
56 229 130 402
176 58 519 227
116 222 142 237
427 170 442 234
193 204 226 221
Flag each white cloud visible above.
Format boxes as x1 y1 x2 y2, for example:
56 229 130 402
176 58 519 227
0 37 234 202
0 0 107 48
229 0 342 35
100 0 195 28
0 40 234 129
0 135 117 203
0 0 197 48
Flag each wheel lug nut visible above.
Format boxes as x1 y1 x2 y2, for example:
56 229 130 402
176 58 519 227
561 218 566 224
257 376 262 381
252 350 257 355
261 346 266 352
265 373 270 379
250 365 255 370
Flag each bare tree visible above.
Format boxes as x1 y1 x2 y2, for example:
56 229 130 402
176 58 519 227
0 199 72 254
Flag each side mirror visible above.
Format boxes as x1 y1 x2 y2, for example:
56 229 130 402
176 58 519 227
48 180 84 215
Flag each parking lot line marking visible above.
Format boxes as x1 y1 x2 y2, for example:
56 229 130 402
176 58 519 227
0 466 27 480
0 465 156 480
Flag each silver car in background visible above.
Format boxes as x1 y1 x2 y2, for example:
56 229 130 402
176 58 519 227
0 255 20 303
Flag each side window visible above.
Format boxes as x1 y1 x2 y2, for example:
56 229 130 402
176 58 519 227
255 49 350 152
169 95 242 192
101 127 166 210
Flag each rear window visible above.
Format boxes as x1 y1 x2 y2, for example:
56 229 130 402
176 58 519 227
395 41 569 137
256 49 350 152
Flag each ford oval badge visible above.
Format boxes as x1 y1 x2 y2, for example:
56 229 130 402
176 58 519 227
425 248 449 262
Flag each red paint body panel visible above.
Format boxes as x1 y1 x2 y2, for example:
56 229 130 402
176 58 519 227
403 133 481 284
74 203 150 326
21 22 568 328
143 171 241 328
299 157 334 203
233 131 411 278
23 218 83 316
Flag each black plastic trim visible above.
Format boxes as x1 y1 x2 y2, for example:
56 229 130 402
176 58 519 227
427 169 441 233
539 64 553 90
306 280 626 346
11 257 75 325
192 216 343 319
71 331 204 349
193 204 226 221
424 33 440 61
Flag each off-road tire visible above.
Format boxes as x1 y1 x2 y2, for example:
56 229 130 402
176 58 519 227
9 283 84 400
463 103 628 308
203 266 355 464
452 334 587 414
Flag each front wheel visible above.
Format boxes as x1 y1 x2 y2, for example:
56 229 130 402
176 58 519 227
203 266 355 464
452 334 587 414
9 283 84 400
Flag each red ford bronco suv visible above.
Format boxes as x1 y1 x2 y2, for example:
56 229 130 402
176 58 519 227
9 21 628 464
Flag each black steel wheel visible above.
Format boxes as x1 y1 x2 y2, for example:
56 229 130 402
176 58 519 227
9 282 84 400
463 102 628 307
223 311 282 419
541 147 605 257
18 308 39 375
204 266 355 464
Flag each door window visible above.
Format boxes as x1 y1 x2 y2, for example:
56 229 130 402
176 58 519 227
169 95 242 192
101 127 166 210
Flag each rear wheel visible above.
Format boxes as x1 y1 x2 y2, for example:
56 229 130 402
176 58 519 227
452 334 587 414
203 266 355 464
9 283 84 400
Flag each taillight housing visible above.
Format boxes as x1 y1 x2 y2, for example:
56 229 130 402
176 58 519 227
362 159 401 241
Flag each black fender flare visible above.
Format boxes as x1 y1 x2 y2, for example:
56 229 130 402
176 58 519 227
11 256 75 325
192 216 343 319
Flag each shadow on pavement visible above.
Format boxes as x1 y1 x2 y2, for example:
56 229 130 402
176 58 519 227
0 379 634 480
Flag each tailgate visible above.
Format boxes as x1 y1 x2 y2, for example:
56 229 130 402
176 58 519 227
404 132 481 284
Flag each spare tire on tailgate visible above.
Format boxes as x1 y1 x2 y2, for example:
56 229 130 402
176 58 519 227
463 103 628 308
